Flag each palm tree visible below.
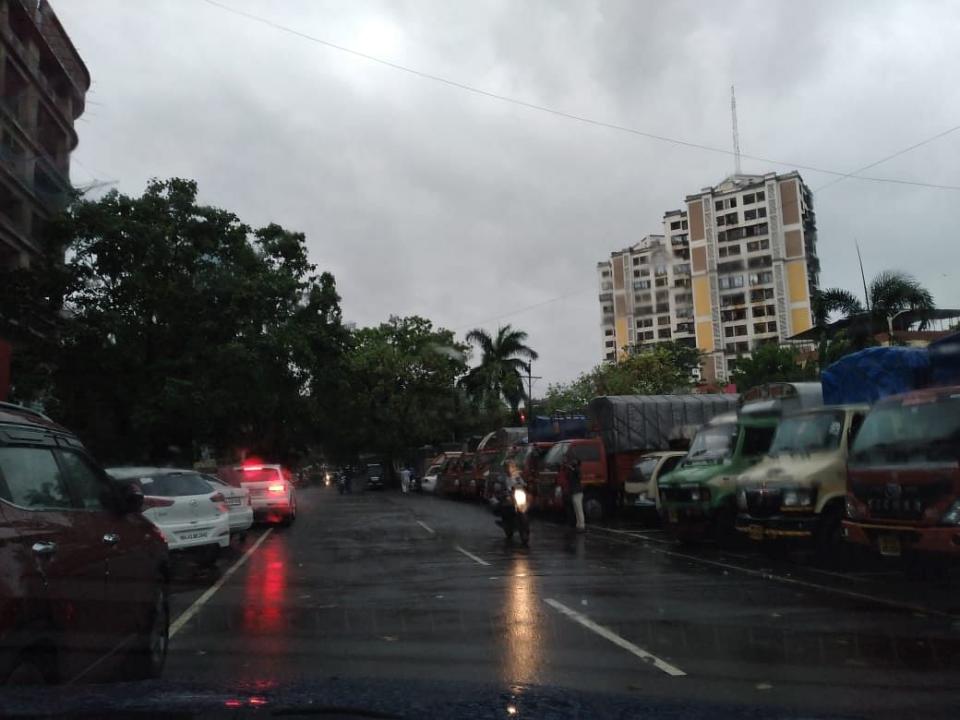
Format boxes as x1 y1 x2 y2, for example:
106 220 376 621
461 325 539 413
815 270 934 329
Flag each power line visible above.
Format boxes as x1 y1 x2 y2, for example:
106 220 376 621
200 0 960 192
815 124 960 193
452 287 593 332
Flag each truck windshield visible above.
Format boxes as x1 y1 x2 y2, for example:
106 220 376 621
542 442 568 469
851 394 960 466
683 423 738 465
769 410 845 456
630 457 660 483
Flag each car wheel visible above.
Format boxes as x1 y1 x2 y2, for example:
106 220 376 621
281 500 296 527
125 584 169 680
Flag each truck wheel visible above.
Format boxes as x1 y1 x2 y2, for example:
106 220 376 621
583 494 605 524
815 501 845 563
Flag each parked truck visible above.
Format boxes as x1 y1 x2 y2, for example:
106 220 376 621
535 394 739 522
659 382 823 544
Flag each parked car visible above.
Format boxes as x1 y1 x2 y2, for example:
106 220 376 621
365 463 385 490
202 473 254 541
421 463 442 493
0 402 169 683
107 467 232 562
232 463 297 525
844 385 960 563
623 451 686 511
735 405 868 553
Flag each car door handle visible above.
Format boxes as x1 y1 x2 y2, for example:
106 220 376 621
102 533 120 546
31 541 57 557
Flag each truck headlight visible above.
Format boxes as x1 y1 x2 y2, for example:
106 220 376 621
940 500 960 525
737 489 748 511
845 495 864 520
782 488 814 509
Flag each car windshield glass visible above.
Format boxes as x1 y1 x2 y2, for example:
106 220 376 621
851 395 960 466
683 423 738 464
139 472 214 497
367 465 383 474
238 468 282 483
769 410 845 455
630 457 660 483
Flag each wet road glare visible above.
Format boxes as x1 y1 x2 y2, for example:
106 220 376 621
163 485 960 718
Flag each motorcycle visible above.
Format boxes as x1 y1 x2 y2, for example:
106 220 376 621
493 477 531 546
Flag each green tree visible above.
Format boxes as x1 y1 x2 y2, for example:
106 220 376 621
326 316 469 461
814 270 935 333
461 324 538 414
542 343 702 414
729 342 816 392
46 178 348 463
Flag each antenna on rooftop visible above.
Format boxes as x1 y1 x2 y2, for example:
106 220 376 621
731 85 742 175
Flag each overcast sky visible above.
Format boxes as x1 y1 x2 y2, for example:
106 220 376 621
58 0 960 390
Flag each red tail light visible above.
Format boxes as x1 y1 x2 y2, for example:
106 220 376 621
268 484 285 494
143 496 175 509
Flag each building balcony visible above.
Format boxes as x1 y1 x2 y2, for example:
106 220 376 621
598 292 613 303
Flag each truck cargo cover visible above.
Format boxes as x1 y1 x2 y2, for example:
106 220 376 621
586 394 740 454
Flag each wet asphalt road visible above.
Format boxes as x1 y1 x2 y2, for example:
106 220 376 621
164 485 960 719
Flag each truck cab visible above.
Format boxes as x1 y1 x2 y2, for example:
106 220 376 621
659 412 778 542
843 385 960 561
623 451 686 510
735 405 868 551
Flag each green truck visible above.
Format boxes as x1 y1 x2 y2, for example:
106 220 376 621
658 382 822 543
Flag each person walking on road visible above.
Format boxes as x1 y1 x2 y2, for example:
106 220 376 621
567 456 585 532
400 466 411 494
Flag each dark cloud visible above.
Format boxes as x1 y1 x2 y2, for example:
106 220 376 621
59 0 960 388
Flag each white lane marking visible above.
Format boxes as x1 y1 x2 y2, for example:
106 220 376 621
545 598 686 677
170 528 274 638
802 566 869 583
455 545 490 566
590 525 673 545
416 520 435 535
596 532 958 620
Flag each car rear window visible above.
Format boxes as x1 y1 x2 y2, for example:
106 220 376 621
0 446 73 509
237 468 282 483
138 472 215 497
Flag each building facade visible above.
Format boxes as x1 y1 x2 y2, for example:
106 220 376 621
0 0 89 270
598 171 819 382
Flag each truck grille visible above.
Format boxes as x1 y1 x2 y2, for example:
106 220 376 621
851 480 950 521
660 487 694 503
744 488 782 518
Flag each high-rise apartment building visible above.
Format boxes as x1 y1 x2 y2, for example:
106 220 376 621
0 0 89 270
598 171 819 382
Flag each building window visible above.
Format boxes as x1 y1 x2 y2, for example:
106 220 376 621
743 193 755 205
638 256 648 264
670 220 682 230
634 280 651 290
724 326 735 338
715 200 724 212
644 331 655 340
658 328 672 339
749 271 773 286
674 263 690 274
658 315 670 326
752 306 766 317
655 277 668 288
720 293 746 307
767 321 778 333
605 340 615 348
633 270 641 278
717 215 725 226
758 207 767 218
633 256 640 265
754 322 767 334
756 191 765 201
601 270 610 277
744 209 757 221
682 220 688 230
604 329 614 336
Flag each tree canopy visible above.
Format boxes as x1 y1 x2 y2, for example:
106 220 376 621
461 325 538 414
728 342 816 392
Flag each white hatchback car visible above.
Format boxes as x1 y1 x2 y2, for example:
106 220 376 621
202 473 254 539
421 463 442 493
107 467 231 558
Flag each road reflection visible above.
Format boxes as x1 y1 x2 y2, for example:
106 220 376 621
500 553 543 685
242 536 288 634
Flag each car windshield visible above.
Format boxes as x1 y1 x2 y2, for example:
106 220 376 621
630 457 660 483
851 395 960 466
138 472 214 497
238 468 282 484
769 410 846 456
683 423 738 465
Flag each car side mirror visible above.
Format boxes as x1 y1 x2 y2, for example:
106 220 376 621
119 483 144 514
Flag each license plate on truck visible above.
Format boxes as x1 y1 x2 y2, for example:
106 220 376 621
878 534 902 557
179 530 209 541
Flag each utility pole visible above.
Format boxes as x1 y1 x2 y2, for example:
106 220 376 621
731 85 742 175
855 240 871 312
525 363 542 427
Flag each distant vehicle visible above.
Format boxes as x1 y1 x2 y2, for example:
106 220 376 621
659 383 823 544
233 463 297 525
623 451 686 511
486 442 553 502
365 463 385 490
421 464 442 493
202 473 254 541
0 403 169 683
107 467 232 562
844 385 960 564
735 405 868 553
538 394 739 522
